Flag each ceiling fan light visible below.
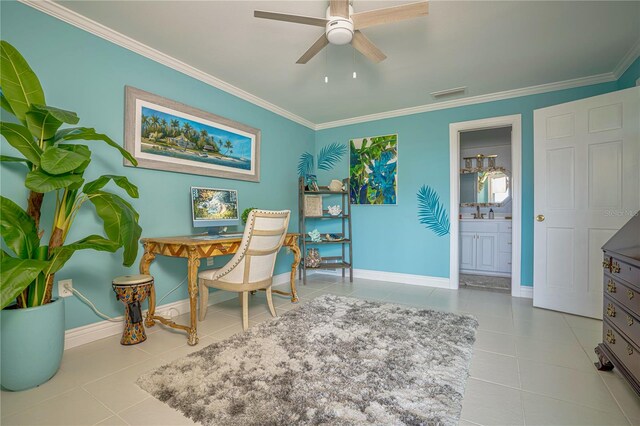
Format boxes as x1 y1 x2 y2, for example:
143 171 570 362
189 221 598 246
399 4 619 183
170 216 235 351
326 24 354 45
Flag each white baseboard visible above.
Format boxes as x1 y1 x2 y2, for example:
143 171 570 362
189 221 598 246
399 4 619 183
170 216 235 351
311 269 451 289
518 285 534 299
311 269 535 299
64 271 292 349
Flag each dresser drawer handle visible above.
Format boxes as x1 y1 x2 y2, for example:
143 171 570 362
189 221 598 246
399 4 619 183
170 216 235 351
606 304 616 317
612 261 621 274
627 315 634 326
628 290 635 300
606 330 616 344
603 258 612 270
628 345 634 356
607 279 616 293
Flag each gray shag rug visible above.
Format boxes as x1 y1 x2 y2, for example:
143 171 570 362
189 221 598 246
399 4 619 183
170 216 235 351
137 294 478 425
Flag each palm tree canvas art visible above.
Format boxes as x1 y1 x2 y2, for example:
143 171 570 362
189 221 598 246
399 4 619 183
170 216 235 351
125 87 261 182
349 134 398 205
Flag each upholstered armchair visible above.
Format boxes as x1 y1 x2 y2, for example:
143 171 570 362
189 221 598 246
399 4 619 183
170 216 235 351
197 209 291 330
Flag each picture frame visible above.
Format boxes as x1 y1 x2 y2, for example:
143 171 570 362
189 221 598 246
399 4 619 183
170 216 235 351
349 134 398 205
124 86 260 182
304 195 323 217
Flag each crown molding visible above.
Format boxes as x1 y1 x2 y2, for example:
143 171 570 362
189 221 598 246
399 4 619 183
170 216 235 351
613 40 640 79
19 0 316 130
315 72 617 130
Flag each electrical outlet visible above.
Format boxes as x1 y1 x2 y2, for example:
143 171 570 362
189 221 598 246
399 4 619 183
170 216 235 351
207 257 214 266
58 279 73 297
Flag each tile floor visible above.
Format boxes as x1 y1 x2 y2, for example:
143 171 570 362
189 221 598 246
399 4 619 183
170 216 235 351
2 275 639 425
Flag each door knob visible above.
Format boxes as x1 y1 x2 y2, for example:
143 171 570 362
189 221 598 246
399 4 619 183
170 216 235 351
536 214 545 222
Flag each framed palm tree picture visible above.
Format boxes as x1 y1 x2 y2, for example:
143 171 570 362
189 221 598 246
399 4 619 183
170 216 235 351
124 86 260 182
349 134 398 205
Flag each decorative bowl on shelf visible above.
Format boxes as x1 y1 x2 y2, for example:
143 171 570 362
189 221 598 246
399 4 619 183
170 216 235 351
327 205 342 216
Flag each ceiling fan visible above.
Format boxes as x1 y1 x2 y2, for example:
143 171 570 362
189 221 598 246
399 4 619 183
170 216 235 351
254 0 429 64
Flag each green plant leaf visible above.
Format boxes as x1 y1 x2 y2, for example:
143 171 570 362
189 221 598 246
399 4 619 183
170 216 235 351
83 175 139 198
88 191 141 267
25 104 79 142
0 41 45 125
1 257 50 309
25 108 61 141
0 155 31 167
0 92 15 115
58 144 91 173
31 104 79 124
40 146 90 175
54 127 137 166
0 121 41 166
46 235 120 276
317 142 347 171
0 196 41 259
25 169 84 193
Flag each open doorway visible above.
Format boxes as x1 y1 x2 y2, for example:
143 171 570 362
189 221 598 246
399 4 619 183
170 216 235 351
458 127 513 292
449 115 523 297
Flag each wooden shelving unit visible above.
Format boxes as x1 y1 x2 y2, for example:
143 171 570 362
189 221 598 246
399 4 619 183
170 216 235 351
298 177 353 285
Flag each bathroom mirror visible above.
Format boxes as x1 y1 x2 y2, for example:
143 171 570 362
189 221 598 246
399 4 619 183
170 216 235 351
460 169 510 206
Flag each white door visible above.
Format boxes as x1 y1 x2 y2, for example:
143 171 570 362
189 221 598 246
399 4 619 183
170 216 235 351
460 232 476 271
533 87 640 318
476 233 497 272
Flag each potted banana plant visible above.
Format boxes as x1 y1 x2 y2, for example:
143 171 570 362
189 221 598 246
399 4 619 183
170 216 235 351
0 40 142 391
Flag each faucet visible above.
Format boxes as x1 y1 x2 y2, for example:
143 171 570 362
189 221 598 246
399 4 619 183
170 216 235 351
475 205 481 219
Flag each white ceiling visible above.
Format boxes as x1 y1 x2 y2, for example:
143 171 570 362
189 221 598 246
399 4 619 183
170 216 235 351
54 0 639 125
461 127 512 149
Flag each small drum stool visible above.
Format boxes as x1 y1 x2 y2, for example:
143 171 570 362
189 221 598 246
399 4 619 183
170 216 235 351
112 274 154 345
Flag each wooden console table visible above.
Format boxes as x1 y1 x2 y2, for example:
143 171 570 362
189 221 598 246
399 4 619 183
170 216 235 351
139 233 300 345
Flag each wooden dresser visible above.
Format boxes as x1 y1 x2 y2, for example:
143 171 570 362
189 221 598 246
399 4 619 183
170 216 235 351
595 212 640 395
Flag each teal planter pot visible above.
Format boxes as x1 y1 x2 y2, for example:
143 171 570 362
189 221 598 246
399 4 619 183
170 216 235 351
1 298 65 391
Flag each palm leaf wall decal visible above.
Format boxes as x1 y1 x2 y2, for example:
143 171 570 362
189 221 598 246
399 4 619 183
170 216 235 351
297 152 314 177
317 142 347 171
417 185 450 237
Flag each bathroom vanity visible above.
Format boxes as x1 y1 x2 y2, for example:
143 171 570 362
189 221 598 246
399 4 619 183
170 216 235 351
459 218 512 277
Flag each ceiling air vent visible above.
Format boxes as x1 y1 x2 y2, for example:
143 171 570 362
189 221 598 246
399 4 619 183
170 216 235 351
430 86 467 99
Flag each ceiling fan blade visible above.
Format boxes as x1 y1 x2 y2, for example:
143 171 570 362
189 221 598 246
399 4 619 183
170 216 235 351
330 0 349 18
351 30 386 63
297 34 330 64
254 10 328 27
352 1 428 30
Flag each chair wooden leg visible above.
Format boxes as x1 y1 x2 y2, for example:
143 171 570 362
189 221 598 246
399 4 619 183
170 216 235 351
198 281 208 321
266 286 277 317
241 291 249 331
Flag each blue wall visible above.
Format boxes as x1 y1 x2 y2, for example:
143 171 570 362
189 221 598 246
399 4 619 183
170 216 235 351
0 2 314 329
315 72 637 286
1 2 638 329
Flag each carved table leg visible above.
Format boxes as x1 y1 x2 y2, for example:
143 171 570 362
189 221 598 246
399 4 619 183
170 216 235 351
186 248 200 346
140 243 157 328
289 240 301 303
595 344 614 371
